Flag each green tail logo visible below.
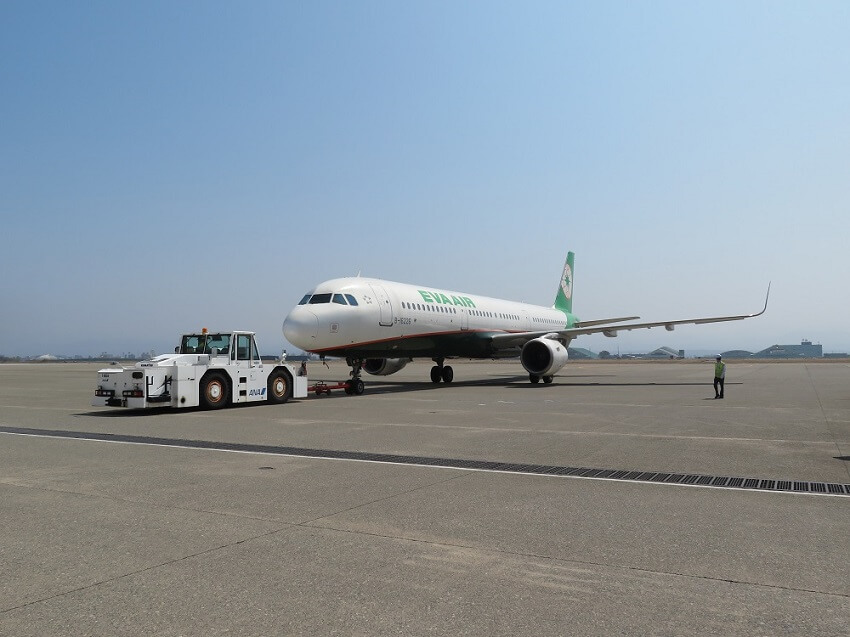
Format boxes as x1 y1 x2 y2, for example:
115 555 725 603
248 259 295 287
553 251 574 314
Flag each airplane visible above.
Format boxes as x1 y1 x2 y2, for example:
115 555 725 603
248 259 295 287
282 252 769 393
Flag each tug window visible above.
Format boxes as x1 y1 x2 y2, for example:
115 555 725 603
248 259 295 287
236 334 256 361
207 333 231 355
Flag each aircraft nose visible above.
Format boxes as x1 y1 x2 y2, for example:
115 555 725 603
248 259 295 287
283 308 319 346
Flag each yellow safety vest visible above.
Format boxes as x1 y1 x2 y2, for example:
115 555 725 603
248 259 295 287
715 361 726 378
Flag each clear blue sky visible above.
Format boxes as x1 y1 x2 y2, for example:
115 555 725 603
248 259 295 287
2 1 848 357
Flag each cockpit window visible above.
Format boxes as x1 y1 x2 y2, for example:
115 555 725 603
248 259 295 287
344 294 358 306
308 293 332 304
298 294 312 305
332 294 347 305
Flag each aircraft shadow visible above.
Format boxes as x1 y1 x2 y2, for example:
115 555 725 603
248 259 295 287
76 407 184 418
312 377 738 398
77 378 741 411
527 381 740 388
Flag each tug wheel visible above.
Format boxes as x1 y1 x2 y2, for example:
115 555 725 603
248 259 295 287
201 373 230 409
268 369 292 404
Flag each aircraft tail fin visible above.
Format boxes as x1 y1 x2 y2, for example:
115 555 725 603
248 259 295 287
553 251 574 313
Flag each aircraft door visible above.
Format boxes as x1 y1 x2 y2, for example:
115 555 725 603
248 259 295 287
461 308 469 330
369 284 395 327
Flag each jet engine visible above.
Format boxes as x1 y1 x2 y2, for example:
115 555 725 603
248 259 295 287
363 358 410 376
520 337 569 377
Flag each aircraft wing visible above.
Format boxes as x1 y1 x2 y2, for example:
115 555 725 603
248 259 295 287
489 284 770 350
573 316 640 328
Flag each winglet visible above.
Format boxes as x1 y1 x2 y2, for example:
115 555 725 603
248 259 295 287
757 282 771 317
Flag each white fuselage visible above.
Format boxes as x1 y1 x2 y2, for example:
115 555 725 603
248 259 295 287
283 277 574 359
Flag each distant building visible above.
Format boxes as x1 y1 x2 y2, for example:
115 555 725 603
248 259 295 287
646 346 683 359
720 350 755 359
754 339 822 359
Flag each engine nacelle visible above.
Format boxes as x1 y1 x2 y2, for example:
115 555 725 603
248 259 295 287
363 358 410 376
520 338 569 377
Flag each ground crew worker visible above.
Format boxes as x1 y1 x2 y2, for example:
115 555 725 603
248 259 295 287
714 355 726 399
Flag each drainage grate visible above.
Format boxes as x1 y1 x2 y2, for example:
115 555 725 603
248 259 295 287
2 426 848 498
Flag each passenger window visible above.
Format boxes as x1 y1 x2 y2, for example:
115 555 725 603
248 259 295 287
332 294 348 305
345 294 358 306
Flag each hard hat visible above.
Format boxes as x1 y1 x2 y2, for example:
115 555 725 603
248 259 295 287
716 355 722 360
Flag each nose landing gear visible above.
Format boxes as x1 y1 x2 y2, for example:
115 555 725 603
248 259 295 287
344 357 366 395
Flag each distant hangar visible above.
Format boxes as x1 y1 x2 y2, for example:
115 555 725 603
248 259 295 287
722 339 825 359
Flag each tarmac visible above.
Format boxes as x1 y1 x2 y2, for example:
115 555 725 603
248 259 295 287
1 359 848 636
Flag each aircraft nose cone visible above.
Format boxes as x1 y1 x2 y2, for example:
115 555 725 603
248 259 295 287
283 308 319 347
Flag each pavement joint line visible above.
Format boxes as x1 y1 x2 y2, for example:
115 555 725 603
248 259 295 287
805 364 850 482
0 479 299 525
6 527 848 617
359 422 843 445
0 473 477 614
294 470 474 528
3 427 848 498
51 416 832 445
4 493 847 614
0 525 294 615
0 474 477 615
297 523 850 601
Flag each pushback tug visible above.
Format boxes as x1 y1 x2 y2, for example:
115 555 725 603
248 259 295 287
93 329 308 409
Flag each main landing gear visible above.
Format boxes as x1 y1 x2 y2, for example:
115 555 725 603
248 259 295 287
528 374 554 384
430 358 454 384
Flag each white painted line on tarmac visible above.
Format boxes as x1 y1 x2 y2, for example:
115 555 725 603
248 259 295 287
2 430 846 499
